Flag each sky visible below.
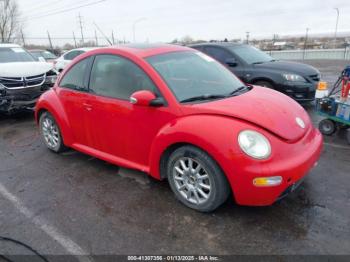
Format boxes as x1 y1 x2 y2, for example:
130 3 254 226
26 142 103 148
15 0 350 46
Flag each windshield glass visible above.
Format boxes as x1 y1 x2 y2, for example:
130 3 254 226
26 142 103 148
146 51 244 102
228 45 274 64
41 51 57 59
0 47 36 63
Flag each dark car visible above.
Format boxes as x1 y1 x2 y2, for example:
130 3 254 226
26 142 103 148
190 43 321 101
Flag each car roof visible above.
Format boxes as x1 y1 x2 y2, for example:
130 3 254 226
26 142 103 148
88 43 192 58
0 43 22 48
69 47 98 52
189 42 245 48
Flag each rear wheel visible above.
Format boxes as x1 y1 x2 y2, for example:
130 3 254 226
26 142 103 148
167 146 230 212
254 80 274 89
319 119 337 136
39 112 66 153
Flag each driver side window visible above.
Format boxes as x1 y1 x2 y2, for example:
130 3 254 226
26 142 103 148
89 54 157 100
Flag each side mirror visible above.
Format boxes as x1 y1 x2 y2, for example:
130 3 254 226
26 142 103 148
38 57 46 62
225 58 238 67
130 90 164 107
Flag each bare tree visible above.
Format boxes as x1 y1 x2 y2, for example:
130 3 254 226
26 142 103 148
0 0 21 43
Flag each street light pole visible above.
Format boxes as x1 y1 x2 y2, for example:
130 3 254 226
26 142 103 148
334 8 339 49
132 18 146 43
303 28 309 60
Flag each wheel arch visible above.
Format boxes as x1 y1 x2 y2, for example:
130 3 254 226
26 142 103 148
251 77 276 87
35 91 74 146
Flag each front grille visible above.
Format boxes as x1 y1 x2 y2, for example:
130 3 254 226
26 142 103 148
0 74 45 89
309 74 320 82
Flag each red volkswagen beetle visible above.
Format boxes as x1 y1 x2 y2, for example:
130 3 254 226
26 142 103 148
35 44 323 212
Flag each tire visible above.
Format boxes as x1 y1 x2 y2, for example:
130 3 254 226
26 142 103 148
254 80 274 89
318 119 337 136
39 112 66 153
167 145 230 212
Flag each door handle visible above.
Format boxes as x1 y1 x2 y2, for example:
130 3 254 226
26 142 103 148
83 103 92 111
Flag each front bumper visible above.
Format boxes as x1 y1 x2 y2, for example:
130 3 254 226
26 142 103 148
226 127 323 206
0 84 51 113
278 81 317 102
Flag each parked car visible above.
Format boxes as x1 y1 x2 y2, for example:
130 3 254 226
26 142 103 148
0 44 58 114
29 49 57 63
190 43 321 102
35 44 322 212
54 47 96 72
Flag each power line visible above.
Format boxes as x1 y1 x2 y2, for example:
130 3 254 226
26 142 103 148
24 0 63 14
21 0 107 22
24 0 88 18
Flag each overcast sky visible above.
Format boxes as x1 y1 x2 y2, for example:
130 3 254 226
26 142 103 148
16 0 350 46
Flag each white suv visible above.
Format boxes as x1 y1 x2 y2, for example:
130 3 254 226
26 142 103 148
0 44 57 113
54 48 97 72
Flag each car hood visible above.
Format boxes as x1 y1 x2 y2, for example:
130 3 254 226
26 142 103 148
254 60 319 76
0 62 53 77
181 86 311 141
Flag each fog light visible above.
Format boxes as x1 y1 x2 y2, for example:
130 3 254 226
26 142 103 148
253 176 282 187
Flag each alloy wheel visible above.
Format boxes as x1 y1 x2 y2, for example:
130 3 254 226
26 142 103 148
172 157 212 205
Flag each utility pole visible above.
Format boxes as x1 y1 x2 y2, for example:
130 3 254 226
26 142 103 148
73 31 77 48
77 13 85 46
111 30 115 45
93 22 112 45
334 8 340 49
246 32 250 44
47 31 53 50
21 29 25 47
303 28 309 60
95 30 98 46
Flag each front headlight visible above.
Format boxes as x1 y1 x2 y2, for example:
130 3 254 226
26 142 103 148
282 74 306 82
238 130 271 159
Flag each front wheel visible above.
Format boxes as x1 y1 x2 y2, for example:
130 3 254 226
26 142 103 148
319 119 337 136
167 146 230 212
39 112 66 153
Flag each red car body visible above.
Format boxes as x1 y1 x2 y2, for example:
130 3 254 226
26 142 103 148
35 45 323 206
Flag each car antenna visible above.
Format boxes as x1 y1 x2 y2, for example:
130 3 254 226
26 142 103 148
93 22 113 46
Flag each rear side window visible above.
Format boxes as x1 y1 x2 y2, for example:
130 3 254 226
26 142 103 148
89 54 157 100
59 58 90 91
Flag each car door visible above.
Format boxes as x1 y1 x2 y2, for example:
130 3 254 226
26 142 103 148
203 46 247 81
85 54 177 167
56 56 95 147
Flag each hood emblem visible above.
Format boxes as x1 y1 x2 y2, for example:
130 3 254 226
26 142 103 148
296 117 305 129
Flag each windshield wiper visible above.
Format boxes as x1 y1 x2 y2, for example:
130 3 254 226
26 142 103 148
228 86 249 96
252 61 265 64
180 94 227 103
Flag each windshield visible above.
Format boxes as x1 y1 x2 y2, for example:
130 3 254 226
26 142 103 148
31 51 56 60
41 51 57 59
146 51 245 102
0 47 36 63
228 45 274 64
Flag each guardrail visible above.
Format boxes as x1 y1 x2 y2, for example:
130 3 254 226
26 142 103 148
267 48 350 60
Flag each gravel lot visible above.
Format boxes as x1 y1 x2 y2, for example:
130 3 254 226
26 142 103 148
0 60 349 260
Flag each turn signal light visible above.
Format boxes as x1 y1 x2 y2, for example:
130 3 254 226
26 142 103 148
253 176 283 187
317 81 328 90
